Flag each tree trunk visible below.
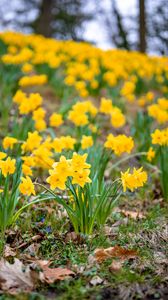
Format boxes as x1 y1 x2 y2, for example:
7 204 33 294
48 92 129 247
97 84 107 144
35 0 54 37
139 0 146 52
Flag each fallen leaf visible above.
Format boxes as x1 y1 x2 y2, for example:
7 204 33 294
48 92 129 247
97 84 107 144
40 267 75 283
3 245 16 258
90 275 103 286
0 259 37 294
94 246 138 263
119 209 145 220
36 260 75 283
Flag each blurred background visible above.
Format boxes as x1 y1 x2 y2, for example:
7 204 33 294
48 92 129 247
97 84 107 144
0 0 167 55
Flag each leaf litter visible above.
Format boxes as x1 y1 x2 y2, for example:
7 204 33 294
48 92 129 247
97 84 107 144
0 258 75 294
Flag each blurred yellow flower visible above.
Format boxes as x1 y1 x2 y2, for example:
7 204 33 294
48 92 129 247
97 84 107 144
22 131 42 152
151 128 168 146
0 152 7 160
147 147 155 162
121 167 147 192
19 176 35 196
3 136 18 150
49 113 63 127
105 134 134 156
81 135 93 149
99 98 113 114
0 157 16 177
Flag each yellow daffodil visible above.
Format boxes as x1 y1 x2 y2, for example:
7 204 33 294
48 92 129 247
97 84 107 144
19 176 35 196
0 157 16 177
105 134 134 156
151 128 168 146
72 168 92 187
71 153 90 171
22 131 42 152
46 171 67 190
22 164 33 176
49 113 63 127
147 147 155 162
81 135 93 149
0 152 7 160
3 136 18 150
121 167 147 192
99 97 113 114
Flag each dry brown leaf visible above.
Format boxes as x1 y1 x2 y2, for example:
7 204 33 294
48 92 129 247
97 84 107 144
94 246 138 263
0 259 37 294
120 209 145 220
3 245 16 258
40 267 75 283
36 260 75 283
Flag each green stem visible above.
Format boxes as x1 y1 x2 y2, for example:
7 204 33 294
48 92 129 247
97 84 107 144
159 147 168 200
12 196 53 223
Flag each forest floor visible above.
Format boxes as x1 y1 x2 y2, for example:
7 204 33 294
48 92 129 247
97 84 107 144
1 195 168 300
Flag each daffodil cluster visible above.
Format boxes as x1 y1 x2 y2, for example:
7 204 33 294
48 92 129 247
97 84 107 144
148 98 168 124
0 152 35 196
19 74 47 87
13 90 43 115
68 101 97 127
121 167 148 192
47 153 91 190
21 131 54 170
104 134 134 156
99 98 126 128
151 128 168 146
1 31 168 100
120 80 135 102
0 154 16 177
